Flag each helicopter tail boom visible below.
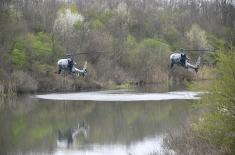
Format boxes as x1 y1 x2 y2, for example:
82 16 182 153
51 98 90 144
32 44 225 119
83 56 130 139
72 61 88 77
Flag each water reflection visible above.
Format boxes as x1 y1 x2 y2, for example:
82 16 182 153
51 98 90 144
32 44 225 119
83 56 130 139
57 121 89 148
0 90 194 155
54 135 167 155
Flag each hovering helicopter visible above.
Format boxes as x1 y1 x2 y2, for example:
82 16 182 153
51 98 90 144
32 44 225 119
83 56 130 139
170 48 212 72
57 56 87 77
57 51 105 77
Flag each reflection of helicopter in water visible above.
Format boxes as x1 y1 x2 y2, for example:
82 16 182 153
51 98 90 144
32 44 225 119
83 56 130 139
57 121 89 148
57 51 105 77
170 48 212 72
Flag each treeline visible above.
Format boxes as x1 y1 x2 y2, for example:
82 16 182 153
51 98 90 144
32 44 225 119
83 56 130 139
0 0 234 93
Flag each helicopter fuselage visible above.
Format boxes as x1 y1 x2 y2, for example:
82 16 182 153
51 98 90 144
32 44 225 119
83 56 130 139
170 53 200 72
170 53 185 67
57 59 70 69
57 59 87 77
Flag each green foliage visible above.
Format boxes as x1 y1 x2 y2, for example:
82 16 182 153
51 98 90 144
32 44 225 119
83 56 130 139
194 52 235 152
194 111 235 147
68 4 78 13
91 19 104 31
186 24 211 49
12 117 27 139
29 125 52 141
95 11 113 24
37 64 54 74
30 32 52 57
207 34 226 52
112 82 132 89
74 20 83 31
59 4 78 14
12 39 27 68
204 34 226 65
212 52 235 107
163 25 182 50
141 38 170 51
89 11 113 31
127 34 137 48
137 38 171 67
123 38 171 82
11 32 54 69
128 38 171 60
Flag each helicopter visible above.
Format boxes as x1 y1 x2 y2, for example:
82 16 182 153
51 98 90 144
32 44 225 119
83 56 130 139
57 51 106 77
57 56 87 77
170 48 212 72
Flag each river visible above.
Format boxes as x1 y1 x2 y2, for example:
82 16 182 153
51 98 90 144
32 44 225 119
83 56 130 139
0 86 200 155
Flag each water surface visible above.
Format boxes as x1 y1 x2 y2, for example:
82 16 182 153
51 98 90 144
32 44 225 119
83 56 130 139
35 90 200 101
0 88 198 155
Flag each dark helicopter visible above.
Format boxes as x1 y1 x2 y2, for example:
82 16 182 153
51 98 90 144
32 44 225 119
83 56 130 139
170 48 212 72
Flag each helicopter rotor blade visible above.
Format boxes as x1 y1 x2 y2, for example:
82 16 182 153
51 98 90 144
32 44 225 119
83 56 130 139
66 51 107 56
184 49 214 52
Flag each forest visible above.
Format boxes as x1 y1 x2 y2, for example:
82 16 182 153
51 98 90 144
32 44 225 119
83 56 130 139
0 0 234 93
0 0 234 154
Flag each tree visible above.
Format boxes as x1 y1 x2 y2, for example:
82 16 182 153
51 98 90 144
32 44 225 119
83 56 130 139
186 24 211 49
194 51 235 154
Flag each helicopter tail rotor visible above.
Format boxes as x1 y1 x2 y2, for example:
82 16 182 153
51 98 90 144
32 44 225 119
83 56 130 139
196 56 201 68
194 56 201 73
82 61 88 77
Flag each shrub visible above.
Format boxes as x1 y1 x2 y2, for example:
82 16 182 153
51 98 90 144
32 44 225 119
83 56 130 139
11 71 38 93
124 38 171 83
186 24 211 49
194 52 235 153
12 38 28 68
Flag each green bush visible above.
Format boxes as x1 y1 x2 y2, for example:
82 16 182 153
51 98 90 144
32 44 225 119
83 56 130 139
194 52 235 153
12 39 27 68
123 38 171 82
186 24 211 49
30 32 52 57
95 11 113 24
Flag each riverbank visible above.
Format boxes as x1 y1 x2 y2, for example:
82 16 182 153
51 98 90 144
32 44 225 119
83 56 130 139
163 122 230 155
0 67 211 96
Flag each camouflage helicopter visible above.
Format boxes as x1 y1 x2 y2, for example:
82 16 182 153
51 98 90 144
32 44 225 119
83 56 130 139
57 51 105 77
170 48 213 72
